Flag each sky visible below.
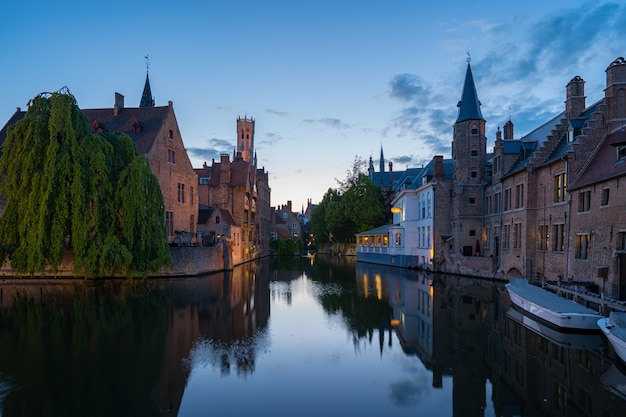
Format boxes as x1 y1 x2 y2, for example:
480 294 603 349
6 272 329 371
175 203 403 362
1 1 625 212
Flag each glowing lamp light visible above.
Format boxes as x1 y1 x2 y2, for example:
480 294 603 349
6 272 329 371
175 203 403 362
391 207 402 213
390 319 401 327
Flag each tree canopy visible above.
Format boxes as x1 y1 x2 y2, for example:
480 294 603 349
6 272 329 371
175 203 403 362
0 90 171 277
311 157 386 243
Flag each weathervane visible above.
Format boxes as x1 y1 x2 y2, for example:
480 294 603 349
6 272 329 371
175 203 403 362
466 51 471 63
144 54 150 73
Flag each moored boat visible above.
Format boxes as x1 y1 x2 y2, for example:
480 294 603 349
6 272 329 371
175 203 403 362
505 278 604 331
598 312 626 364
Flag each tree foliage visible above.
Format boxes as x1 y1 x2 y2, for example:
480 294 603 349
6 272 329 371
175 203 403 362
311 157 386 243
0 90 171 277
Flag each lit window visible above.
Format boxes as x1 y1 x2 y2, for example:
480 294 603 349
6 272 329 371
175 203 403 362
554 173 567 202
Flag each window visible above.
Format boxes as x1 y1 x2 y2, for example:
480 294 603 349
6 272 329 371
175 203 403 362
494 156 501 174
552 224 565 251
618 231 626 251
485 195 492 215
177 183 185 203
618 145 626 161
165 211 174 236
576 234 590 259
513 223 522 249
471 169 478 178
471 148 478 157
168 129 174 139
199 177 209 184
469 197 476 205
538 225 548 250
471 124 478 135
215 216 220 224
503 224 510 249
426 226 431 247
469 229 476 237
504 188 512 211
601 188 610 206
244 210 248 224
578 190 591 212
494 192 502 213
395 232 402 246
515 184 524 209
554 173 567 202
167 149 175 164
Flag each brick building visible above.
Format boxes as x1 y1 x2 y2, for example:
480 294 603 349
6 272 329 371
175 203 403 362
0 72 199 242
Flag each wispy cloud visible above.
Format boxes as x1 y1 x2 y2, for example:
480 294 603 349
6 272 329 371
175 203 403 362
303 118 349 129
265 108 289 116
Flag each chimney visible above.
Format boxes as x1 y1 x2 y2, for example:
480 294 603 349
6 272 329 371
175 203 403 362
287 200 292 212
433 155 443 180
565 75 586 119
605 57 626 131
503 120 514 140
114 92 124 116
220 153 231 183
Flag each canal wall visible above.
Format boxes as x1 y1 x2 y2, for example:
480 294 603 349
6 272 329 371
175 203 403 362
317 243 356 257
0 239 233 278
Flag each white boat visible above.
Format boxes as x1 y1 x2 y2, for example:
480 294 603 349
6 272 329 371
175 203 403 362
598 312 626 363
505 278 604 331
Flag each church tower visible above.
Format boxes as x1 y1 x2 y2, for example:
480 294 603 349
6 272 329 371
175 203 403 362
451 59 486 256
237 116 255 163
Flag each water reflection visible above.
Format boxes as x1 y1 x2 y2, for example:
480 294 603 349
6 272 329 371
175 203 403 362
0 258 624 416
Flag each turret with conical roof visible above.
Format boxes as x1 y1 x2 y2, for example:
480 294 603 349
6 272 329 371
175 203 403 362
451 58 487 257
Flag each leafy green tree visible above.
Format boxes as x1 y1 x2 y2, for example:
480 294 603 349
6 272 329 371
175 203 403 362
0 90 171 277
311 157 386 243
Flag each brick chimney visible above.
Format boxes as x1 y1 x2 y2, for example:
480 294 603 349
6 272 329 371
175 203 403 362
503 120 514 140
220 153 231 183
114 92 124 116
433 155 444 181
605 57 626 132
565 75 586 119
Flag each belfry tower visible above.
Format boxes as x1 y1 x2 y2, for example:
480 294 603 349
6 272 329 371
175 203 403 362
451 58 486 255
237 116 255 163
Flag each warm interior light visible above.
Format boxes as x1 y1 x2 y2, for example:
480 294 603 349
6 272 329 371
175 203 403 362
391 207 402 213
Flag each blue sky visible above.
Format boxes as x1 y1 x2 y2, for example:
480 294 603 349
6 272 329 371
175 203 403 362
1 1 625 211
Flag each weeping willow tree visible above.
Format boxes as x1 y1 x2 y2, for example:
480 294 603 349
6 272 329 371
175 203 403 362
0 89 171 277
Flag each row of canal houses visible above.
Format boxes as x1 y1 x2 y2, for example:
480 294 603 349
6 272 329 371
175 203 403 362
357 56 626 305
0 72 307 268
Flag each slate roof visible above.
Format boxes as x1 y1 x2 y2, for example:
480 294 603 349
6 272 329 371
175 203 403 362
0 104 171 157
456 63 485 123
569 128 626 190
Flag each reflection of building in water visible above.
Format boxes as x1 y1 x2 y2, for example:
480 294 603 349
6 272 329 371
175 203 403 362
438 276 494 417
147 260 271 414
356 264 455 388
485 287 626 416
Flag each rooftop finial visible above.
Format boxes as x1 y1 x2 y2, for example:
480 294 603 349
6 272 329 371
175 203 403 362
144 54 150 73
466 51 471 63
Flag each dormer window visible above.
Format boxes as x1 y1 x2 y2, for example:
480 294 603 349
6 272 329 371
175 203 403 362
132 120 141 134
618 145 626 161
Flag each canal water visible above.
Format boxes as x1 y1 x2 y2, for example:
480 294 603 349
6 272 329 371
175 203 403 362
0 255 625 416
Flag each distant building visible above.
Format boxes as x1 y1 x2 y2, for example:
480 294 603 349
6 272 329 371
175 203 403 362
271 201 302 242
195 117 271 264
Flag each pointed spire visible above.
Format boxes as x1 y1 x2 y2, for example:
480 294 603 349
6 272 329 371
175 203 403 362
140 72 155 108
379 145 385 173
456 61 484 123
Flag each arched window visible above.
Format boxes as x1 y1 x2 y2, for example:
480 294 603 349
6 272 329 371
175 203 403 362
215 216 220 224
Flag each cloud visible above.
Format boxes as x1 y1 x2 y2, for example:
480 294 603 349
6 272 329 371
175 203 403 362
186 137 234 163
258 131 283 146
265 108 288 116
303 118 349 129
389 73 432 104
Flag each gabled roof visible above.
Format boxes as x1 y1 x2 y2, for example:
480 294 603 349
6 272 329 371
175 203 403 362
83 106 170 154
456 63 485 123
198 206 238 226
569 128 626 190
0 105 171 156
